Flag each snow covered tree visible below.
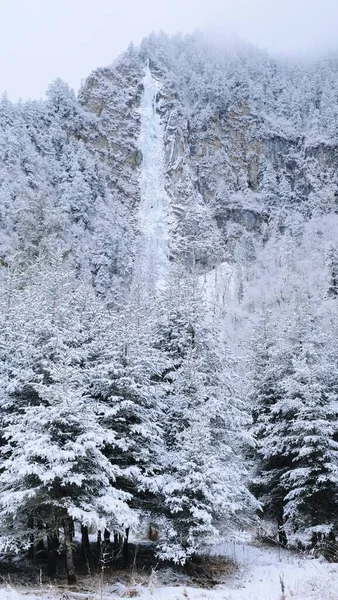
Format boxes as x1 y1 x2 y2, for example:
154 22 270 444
155 266 255 562
250 308 293 544
325 242 338 298
0 254 134 581
87 283 166 559
260 159 278 207
251 289 338 550
280 311 338 547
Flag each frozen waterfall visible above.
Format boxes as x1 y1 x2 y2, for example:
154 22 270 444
138 65 169 293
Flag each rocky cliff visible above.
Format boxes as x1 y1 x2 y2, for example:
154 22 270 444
77 33 338 278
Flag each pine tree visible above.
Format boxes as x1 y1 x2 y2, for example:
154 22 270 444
325 243 338 298
252 293 338 549
260 159 278 207
250 308 293 544
88 285 166 559
280 311 338 547
155 267 255 562
0 255 134 581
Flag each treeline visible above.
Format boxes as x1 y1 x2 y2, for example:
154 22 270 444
0 251 255 582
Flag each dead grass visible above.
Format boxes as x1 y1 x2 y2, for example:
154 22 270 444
184 554 238 588
122 588 140 598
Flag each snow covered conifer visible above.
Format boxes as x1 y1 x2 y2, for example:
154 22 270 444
252 292 338 548
325 242 338 298
0 254 134 581
88 284 166 552
279 310 338 547
155 266 255 562
250 307 293 544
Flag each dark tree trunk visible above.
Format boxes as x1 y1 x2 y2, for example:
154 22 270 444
102 528 112 566
27 538 36 560
96 529 103 568
104 529 110 544
81 525 91 572
64 518 76 585
277 517 287 546
123 528 130 566
113 532 119 561
97 530 102 553
47 534 59 580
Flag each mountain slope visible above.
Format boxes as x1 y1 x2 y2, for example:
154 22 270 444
1 32 338 572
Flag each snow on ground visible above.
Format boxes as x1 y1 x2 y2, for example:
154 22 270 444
3 543 338 600
207 541 338 599
137 63 170 294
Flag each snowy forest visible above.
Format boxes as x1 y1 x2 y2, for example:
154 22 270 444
1 31 338 587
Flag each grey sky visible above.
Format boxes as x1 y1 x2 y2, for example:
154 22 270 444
1 0 338 101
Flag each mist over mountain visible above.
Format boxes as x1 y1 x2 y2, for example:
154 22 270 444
1 32 338 580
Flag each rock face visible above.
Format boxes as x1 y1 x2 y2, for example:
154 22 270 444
78 52 144 212
78 33 338 274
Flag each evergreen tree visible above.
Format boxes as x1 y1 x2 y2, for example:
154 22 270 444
325 243 338 298
280 312 338 547
155 267 255 562
0 255 133 581
88 285 166 555
250 308 293 544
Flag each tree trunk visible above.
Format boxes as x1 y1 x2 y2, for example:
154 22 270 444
123 528 130 566
64 518 76 585
81 525 91 573
97 530 102 553
104 528 110 544
277 517 287 546
113 532 119 561
102 528 111 566
47 534 59 580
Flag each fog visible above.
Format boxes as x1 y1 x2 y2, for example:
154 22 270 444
1 0 338 100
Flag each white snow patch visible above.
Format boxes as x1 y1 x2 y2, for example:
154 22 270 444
206 542 338 600
0 588 44 600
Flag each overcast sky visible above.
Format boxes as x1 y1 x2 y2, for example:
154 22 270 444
1 0 338 101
